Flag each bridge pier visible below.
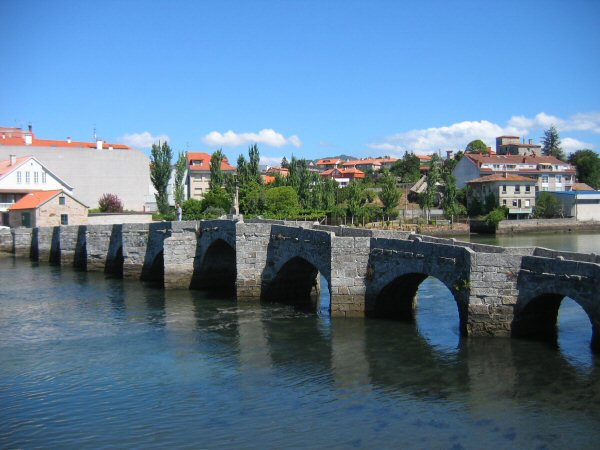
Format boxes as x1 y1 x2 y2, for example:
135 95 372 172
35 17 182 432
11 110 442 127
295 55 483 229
329 236 370 317
236 222 272 300
12 227 33 259
59 225 87 269
163 222 198 289
86 224 121 273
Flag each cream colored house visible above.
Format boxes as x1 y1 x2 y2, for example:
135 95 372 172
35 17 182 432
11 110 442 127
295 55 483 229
9 189 88 228
467 173 537 218
187 152 235 201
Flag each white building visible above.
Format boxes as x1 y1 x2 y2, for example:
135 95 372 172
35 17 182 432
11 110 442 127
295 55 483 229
0 126 153 211
551 191 600 221
0 155 74 226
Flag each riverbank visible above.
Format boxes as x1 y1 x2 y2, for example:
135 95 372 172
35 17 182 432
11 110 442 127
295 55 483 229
496 218 600 235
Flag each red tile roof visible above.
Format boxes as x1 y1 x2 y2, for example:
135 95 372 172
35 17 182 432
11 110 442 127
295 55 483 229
467 174 537 184
316 158 341 166
0 132 130 150
187 152 235 171
262 175 276 184
320 168 366 178
0 156 31 177
466 153 570 166
9 190 63 210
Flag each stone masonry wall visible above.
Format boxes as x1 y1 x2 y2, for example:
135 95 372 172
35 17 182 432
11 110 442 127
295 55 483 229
163 221 201 290
236 222 273 300
330 236 371 317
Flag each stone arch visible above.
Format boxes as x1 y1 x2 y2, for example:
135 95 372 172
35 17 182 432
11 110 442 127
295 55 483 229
261 255 325 310
368 271 466 328
191 238 236 294
513 288 599 353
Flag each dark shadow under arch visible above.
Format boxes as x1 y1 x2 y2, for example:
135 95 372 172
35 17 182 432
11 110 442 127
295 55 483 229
262 256 321 311
367 272 466 336
143 250 164 287
513 293 599 353
191 239 236 296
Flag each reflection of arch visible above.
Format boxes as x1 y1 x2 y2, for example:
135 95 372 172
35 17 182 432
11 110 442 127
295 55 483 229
513 292 598 352
191 239 236 295
262 256 322 310
367 271 467 334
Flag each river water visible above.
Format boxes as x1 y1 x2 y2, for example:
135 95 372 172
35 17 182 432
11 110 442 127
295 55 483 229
1 232 600 449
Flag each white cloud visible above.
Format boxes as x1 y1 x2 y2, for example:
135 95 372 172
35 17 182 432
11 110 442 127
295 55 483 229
508 112 600 134
121 131 170 149
368 120 526 156
562 137 594 153
369 112 599 156
257 156 285 167
202 129 302 148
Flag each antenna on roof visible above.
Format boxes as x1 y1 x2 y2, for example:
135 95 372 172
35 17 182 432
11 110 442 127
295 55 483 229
93 125 97 141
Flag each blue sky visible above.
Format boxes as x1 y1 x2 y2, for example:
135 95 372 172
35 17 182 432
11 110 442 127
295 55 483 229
2 0 599 164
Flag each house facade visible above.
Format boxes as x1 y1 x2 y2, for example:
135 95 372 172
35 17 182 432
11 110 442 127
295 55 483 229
453 153 576 192
0 126 152 211
320 167 365 187
496 136 542 156
0 155 74 226
187 152 236 201
8 189 88 228
466 173 537 218
315 158 342 171
342 157 398 172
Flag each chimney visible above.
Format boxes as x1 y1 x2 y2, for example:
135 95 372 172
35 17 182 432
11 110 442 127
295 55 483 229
9 154 16 165
96 139 103 150
24 133 32 145
28 124 32 133
67 137 72 144
528 139 533 144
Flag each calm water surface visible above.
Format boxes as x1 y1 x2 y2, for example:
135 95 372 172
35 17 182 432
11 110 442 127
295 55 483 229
1 232 600 449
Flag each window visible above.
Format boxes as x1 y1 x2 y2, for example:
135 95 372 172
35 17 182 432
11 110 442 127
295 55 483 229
34 172 39 184
542 175 549 183
542 187 548 192
502 199 507 206
525 186 531 193
515 185 520 193
59 196 66 205
60 214 68 225
41 172 47 183
512 200 518 207
16 171 22 184
525 200 530 207
502 185 506 193
556 175 562 183
25 172 30 183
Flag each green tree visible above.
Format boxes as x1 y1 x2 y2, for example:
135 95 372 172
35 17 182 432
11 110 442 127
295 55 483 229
281 156 289 169
201 187 232 213
465 139 489 154
181 198 204 220
150 141 173 214
542 125 565 160
419 154 442 222
240 180 265 215
535 192 562 218
485 207 508 228
173 152 187 206
391 152 421 183
248 144 262 184
568 149 600 189
379 171 401 217
209 150 226 191
346 180 366 224
441 174 465 223
265 186 300 217
236 154 249 187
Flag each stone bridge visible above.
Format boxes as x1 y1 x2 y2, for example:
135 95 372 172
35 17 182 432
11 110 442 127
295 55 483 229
1 219 598 352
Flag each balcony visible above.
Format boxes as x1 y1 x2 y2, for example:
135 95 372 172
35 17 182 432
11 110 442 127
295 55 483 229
0 202 15 211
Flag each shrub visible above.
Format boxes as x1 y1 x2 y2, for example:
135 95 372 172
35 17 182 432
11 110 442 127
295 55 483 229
485 207 508 228
98 193 124 213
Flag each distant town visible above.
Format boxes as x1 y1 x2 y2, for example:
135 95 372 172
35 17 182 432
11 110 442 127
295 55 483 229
1 124 599 233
